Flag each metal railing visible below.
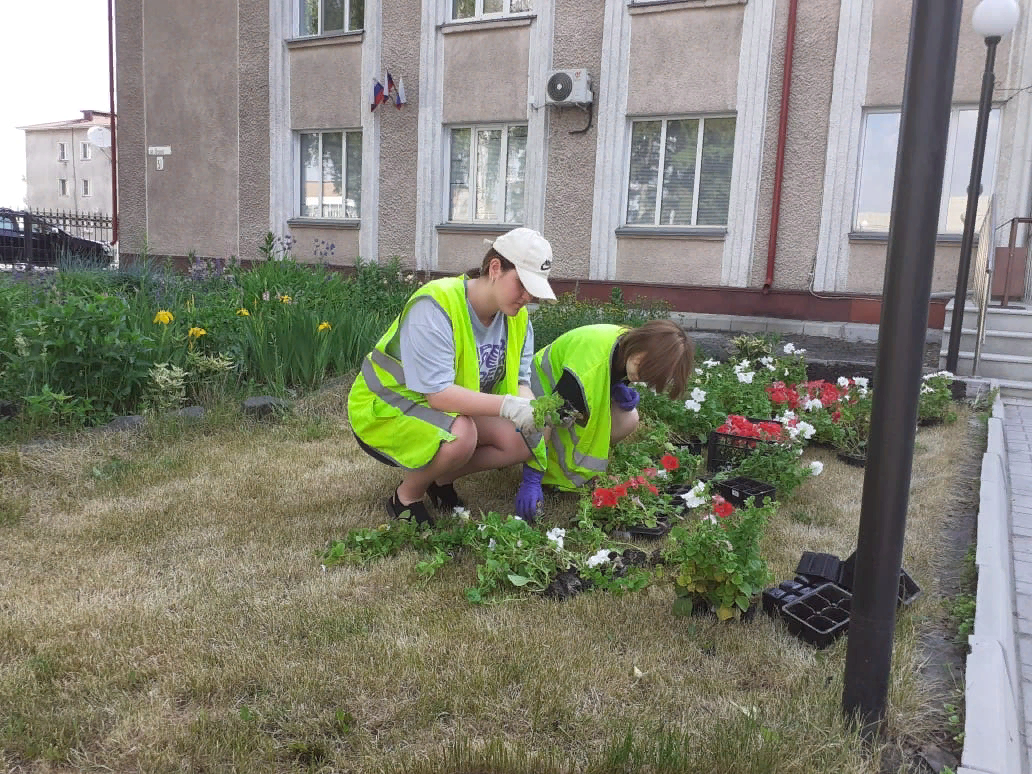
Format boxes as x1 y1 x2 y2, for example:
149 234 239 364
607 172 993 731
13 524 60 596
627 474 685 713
1001 216 1032 307
27 208 113 244
971 196 996 373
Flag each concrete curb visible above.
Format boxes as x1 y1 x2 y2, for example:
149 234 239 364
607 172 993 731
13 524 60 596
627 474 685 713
960 385 1026 774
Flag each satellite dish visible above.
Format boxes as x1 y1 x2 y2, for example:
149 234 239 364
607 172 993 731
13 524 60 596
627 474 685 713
87 126 112 148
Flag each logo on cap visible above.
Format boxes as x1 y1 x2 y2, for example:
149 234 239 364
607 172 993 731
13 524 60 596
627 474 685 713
540 259 552 271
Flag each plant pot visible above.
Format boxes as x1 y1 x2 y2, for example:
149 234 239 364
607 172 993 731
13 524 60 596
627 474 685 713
623 519 672 539
779 582 852 648
836 450 867 468
712 476 776 508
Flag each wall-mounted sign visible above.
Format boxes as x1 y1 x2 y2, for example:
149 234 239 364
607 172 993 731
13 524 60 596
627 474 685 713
147 146 172 156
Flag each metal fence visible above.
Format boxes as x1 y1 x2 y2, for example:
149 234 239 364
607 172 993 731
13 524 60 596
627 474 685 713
971 196 996 372
28 208 113 244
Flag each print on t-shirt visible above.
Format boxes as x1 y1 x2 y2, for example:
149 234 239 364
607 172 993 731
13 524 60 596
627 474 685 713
479 342 505 392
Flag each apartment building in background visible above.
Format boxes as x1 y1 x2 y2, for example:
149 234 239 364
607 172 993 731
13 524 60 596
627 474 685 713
114 0 1032 322
20 110 115 216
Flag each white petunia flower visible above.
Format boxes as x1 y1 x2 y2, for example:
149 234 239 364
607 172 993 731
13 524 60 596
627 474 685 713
691 387 707 402
795 420 816 440
680 481 707 509
736 371 755 384
921 384 934 394
695 368 703 375
776 409 797 423
786 425 801 440
809 460 824 476
684 399 702 412
478 524 488 532
783 343 796 354
802 397 823 411
837 376 850 388
852 376 869 388
488 538 497 550
586 548 612 568
656 469 668 478
546 527 565 551
703 359 720 368
454 506 471 520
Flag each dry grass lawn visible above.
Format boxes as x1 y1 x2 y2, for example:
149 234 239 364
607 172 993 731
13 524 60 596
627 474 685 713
0 383 980 773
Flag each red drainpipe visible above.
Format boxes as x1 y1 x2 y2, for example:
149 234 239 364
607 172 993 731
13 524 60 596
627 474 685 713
763 0 798 294
108 0 118 245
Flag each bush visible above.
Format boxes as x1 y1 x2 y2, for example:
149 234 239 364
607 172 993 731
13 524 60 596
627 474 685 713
530 287 670 348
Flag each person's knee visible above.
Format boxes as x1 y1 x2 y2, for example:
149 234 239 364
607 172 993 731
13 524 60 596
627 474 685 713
441 416 478 463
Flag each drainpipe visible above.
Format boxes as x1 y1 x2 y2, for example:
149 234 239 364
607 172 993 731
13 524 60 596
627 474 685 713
108 0 118 245
763 0 799 294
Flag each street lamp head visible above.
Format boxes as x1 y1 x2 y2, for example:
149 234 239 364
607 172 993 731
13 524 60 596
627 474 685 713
972 0 1020 39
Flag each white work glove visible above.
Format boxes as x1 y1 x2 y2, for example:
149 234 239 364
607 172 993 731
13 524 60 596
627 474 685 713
499 394 538 434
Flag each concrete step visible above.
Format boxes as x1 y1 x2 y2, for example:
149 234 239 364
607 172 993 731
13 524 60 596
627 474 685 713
940 351 1032 381
938 328 1032 357
995 379 1032 403
944 301 1032 333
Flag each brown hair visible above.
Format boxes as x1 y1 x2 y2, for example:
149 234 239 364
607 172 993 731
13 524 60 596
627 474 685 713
465 248 515 279
617 320 695 399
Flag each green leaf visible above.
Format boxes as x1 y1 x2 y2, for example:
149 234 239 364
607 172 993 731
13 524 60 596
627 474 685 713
507 573 531 587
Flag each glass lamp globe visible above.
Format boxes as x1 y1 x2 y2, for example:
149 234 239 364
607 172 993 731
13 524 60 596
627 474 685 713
972 0 1020 38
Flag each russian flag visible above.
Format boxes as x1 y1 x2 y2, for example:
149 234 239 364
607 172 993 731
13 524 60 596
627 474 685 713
394 77 407 108
386 70 396 97
371 78 386 111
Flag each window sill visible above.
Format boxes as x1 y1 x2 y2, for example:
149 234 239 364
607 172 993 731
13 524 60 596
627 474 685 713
286 30 363 50
287 218 360 229
849 231 967 245
615 226 727 240
440 15 535 33
436 222 521 234
628 0 745 15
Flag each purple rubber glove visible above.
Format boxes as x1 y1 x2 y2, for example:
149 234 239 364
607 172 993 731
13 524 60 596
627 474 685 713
612 382 640 412
515 465 545 523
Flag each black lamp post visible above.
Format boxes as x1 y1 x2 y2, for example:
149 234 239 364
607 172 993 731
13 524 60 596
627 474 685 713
945 0 1020 373
841 0 961 734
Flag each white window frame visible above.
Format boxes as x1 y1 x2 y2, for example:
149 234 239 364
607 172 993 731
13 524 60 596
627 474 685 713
450 0 532 22
298 0 363 36
57 142 68 162
296 129 361 219
80 141 91 160
58 179 68 196
81 179 91 197
445 122 527 225
623 113 736 229
853 105 1002 236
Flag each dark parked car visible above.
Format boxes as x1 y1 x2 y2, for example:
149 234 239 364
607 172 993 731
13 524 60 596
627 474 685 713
0 208 111 267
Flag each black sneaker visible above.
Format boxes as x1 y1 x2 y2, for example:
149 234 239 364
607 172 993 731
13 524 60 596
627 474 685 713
386 489 434 525
427 481 465 511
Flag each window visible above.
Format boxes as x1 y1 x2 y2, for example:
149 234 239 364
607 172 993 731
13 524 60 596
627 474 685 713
299 0 363 34
625 116 736 228
451 0 532 21
447 124 527 224
299 130 362 218
57 142 68 161
58 179 68 196
82 179 91 197
855 107 1001 234
80 141 91 160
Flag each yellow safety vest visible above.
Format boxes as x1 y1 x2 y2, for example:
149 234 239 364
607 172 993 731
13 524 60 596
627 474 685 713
347 276 541 470
530 324 626 490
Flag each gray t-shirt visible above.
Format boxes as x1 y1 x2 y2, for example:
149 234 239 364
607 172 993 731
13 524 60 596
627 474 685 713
391 293 534 395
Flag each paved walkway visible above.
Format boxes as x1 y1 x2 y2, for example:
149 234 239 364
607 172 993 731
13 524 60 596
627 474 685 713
1007 399 1032 770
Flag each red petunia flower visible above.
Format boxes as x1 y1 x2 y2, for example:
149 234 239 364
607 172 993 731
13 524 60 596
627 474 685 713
712 495 734 519
592 488 618 508
660 454 679 471
643 467 658 478
612 484 628 498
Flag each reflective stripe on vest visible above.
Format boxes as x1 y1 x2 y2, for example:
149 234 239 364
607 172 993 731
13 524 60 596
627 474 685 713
361 356 455 433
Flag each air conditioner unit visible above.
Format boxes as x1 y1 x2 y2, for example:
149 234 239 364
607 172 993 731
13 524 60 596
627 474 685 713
545 69 593 106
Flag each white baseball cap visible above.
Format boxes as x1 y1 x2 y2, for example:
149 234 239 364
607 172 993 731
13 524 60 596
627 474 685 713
490 227 556 301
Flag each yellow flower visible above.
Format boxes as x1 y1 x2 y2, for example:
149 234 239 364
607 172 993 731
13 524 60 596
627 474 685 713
280 295 292 304
188 327 207 339
318 321 331 332
236 308 250 316
153 310 174 325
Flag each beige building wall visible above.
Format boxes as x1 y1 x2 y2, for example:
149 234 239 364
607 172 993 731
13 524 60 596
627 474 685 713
846 0 1020 294
543 0 604 280
750 0 839 291
442 26 530 123
616 237 724 285
240 0 271 257
24 127 114 216
290 42 364 130
115 0 147 253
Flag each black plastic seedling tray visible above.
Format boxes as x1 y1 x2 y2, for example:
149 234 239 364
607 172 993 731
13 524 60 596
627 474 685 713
838 552 922 606
712 476 777 508
779 582 852 649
